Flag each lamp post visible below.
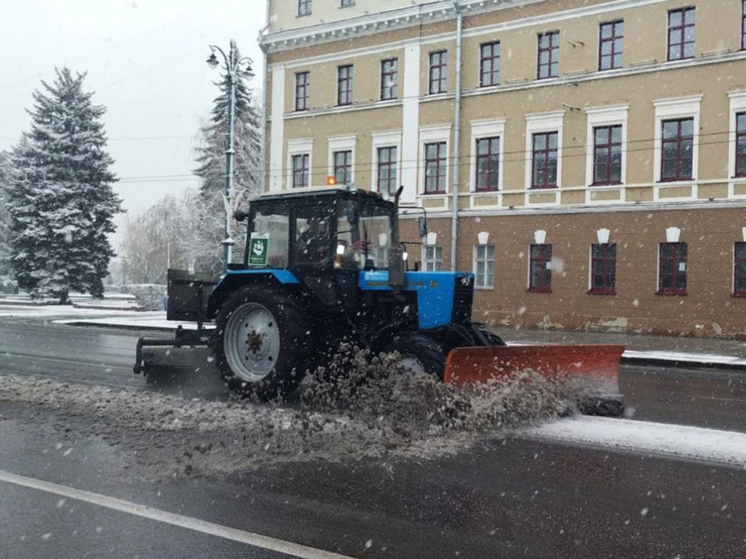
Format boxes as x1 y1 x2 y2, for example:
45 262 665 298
206 43 252 274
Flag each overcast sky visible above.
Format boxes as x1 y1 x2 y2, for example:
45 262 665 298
0 0 266 244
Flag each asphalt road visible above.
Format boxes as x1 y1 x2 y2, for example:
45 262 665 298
1 317 746 558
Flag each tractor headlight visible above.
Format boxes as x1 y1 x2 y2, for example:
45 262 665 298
336 244 346 256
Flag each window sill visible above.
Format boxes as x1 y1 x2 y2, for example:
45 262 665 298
732 292 746 298
474 188 500 194
422 191 447 196
475 286 494 291
656 290 688 296
527 287 552 293
658 177 694 184
590 181 622 187
588 289 616 295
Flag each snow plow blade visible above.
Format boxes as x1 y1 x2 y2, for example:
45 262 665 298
444 344 626 416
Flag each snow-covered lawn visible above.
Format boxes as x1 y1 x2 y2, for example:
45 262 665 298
522 415 746 468
0 306 147 319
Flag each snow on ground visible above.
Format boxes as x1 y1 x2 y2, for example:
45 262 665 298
623 349 746 366
521 416 746 468
0 306 147 319
54 312 213 330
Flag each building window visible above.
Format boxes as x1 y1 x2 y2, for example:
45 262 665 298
736 113 746 177
479 42 500 87
742 1 746 50
735 242 746 296
424 245 443 272
599 20 623 70
337 65 353 106
661 118 694 182
424 142 447 194
341 0 355 7
333 150 352 185
429 51 447 94
668 7 695 61
380 59 398 101
658 242 687 295
298 0 311 17
376 146 397 195
475 245 495 288
531 132 558 189
590 244 617 295
529 244 552 292
294 72 309 111
537 31 559 79
292 154 309 188
593 125 622 185
475 137 500 191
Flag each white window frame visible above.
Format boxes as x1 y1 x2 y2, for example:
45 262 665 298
327 135 356 185
371 130 402 193
524 111 564 206
728 91 746 198
469 119 506 208
652 95 702 201
422 245 443 272
473 244 496 289
585 104 629 204
418 125 452 201
286 138 313 190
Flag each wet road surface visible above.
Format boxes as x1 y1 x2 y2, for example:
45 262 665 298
1 318 746 558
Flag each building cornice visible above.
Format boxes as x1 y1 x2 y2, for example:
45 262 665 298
261 0 668 55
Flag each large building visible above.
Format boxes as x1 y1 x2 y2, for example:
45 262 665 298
260 0 746 338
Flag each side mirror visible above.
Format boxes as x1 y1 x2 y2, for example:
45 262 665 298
234 209 248 222
417 215 428 239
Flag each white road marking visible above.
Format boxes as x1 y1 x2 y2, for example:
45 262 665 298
0 469 355 559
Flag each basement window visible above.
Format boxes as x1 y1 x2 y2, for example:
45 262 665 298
589 243 617 295
658 242 687 295
529 244 552 293
735 242 746 297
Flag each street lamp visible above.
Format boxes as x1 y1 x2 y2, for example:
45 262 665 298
206 43 253 274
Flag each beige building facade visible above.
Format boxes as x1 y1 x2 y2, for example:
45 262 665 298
261 0 746 338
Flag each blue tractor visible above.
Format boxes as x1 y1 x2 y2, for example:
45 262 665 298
134 186 623 409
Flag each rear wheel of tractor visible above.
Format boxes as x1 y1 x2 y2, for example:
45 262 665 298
383 333 446 380
214 286 312 400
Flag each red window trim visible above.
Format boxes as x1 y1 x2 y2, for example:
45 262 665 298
294 72 309 112
429 51 447 94
537 31 559 79
298 0 312 17
742 0 746 51
736 113 746 178
599 20 623 71
588 243 617 295
333 150 352 185
424 142 447 194
657 242 688 296
376 146 397 195
480 41 501 87
660 118 694 183
592 125 623 186
528 244 552 293
292 154 309 188
531 132 558 189
337 65 353 106
667 7 695 61
734 242 746 297
475 137 500 192
380 58 398 101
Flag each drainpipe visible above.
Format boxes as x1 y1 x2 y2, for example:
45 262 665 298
258 0 271 193
450 1 463 271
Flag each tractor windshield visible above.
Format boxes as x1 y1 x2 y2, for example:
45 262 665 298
336 198 393 270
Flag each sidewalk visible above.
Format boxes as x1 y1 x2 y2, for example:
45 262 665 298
494 327 746 370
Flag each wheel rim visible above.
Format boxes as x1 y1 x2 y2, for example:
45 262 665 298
398 355 427 377
224 303 280 383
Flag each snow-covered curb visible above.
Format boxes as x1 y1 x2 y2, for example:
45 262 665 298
54 312 214 330
521 416 746 468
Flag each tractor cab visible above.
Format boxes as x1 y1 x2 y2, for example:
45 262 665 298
245 187 395 273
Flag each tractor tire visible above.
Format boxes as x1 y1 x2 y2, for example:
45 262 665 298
213 285 313 400
383 333 446 380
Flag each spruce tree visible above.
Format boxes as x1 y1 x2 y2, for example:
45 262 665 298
193 39 261 274
7 68 122 302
